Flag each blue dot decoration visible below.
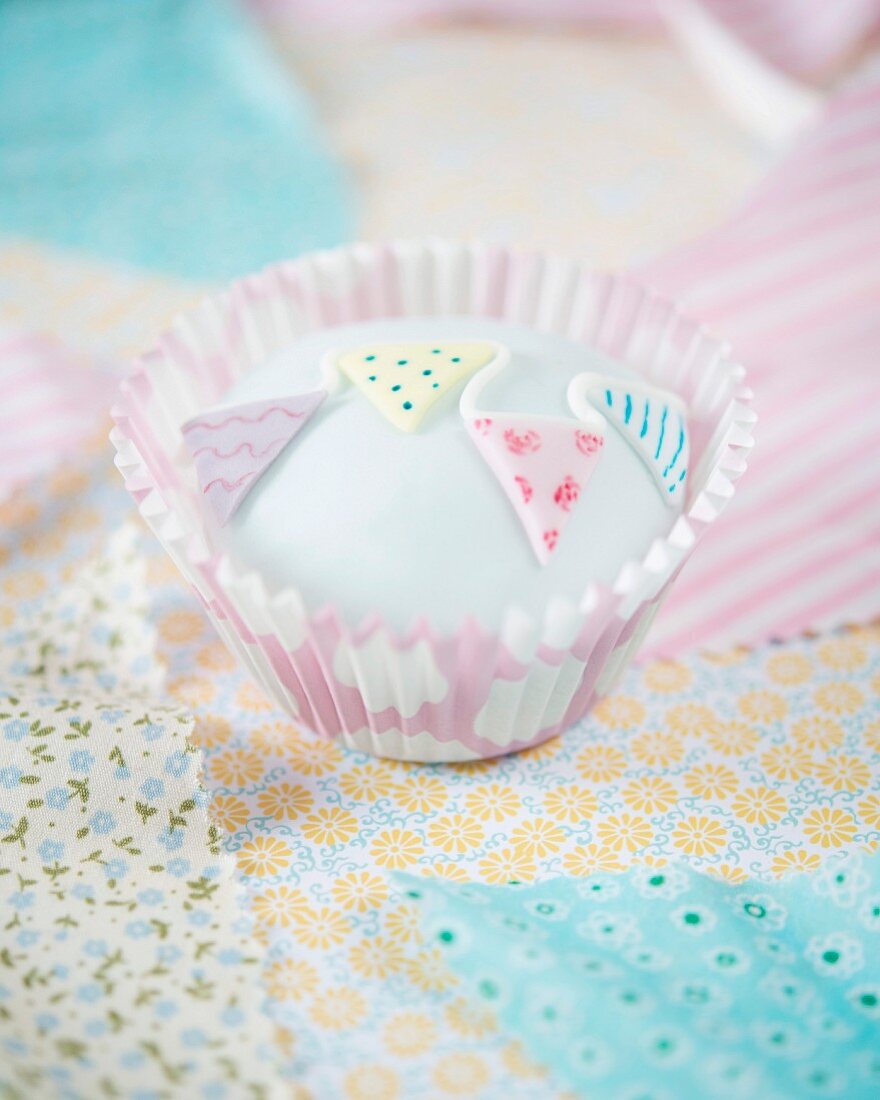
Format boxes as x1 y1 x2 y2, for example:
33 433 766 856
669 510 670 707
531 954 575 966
337 342 502 432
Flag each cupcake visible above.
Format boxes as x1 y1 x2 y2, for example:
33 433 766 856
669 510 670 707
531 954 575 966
112 240 753 762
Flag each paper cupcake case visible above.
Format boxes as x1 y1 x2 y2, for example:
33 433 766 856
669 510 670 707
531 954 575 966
111 240 754 763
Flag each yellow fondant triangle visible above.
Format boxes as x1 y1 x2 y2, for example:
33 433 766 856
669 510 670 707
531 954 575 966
336 341 498 432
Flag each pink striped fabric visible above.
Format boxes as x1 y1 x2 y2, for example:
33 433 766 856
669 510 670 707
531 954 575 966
695 0 880 79
0 328 110 499
643 68 880 654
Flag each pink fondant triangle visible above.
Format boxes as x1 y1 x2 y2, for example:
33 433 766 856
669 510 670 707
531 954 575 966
467 414 605 564
182 391 326 525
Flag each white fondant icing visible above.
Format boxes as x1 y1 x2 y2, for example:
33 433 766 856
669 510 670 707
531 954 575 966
332 634 449 717
458 341 511 420
473 654 587 746
216 316 681 635
463 348 607 435
338 726 482 763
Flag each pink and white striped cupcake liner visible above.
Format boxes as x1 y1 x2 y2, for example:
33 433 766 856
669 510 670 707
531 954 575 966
111 240 754 762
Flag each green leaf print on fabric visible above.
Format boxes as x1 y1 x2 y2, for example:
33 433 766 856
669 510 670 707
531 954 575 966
0 522 285 1099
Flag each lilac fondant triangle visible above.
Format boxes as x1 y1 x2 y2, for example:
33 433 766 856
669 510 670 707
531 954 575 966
466 413 605 564
182 392 325 525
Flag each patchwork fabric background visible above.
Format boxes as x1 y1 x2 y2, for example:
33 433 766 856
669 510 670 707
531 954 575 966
170 612 880 1097
1 14 880 1099
4 448 877 1097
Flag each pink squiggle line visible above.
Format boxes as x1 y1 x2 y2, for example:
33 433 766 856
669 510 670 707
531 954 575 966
203 471 259 493
191 437 288 461
186 406 305 433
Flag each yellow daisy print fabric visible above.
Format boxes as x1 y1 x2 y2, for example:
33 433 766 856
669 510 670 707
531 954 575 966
149 560 880 1099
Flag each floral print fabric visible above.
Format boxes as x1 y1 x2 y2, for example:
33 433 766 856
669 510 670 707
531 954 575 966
0 693 283 1100
0 482 284 1099
400 851 880 1099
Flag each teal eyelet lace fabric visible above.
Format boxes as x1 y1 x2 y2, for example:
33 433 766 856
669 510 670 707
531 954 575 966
399 853 880 1099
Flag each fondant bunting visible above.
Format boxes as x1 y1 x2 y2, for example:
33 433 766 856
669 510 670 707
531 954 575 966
584 377 689 504
466 414 605 565
333 342 499 432
181 391 325 525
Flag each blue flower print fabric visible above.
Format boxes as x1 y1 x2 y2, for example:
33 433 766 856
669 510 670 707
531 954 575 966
0 520 285 1098
400 853 880 1100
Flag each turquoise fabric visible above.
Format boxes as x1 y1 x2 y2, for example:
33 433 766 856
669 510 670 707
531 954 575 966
0 0 351 280
399 855 880 1099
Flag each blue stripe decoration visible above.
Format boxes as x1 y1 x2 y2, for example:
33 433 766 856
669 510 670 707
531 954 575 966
663 420 686 478
591 383 689 506
654 406 668 460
